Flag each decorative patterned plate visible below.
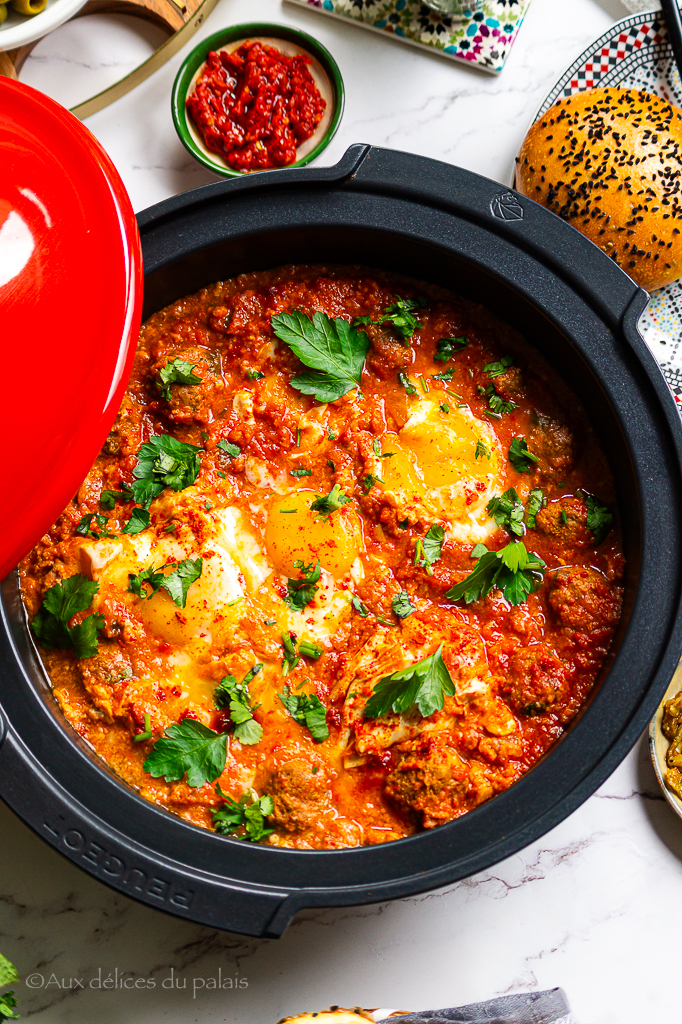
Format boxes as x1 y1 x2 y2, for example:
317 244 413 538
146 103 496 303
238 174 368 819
530 10 682 408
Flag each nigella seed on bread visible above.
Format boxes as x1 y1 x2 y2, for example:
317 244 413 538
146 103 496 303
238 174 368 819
515 87 682 291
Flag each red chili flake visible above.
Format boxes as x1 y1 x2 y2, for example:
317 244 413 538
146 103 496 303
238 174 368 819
186 40 327 173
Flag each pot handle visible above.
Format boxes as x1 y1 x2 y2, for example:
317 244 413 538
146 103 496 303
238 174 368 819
340 145 648 333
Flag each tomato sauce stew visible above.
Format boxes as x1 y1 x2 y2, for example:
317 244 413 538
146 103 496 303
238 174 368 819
21 266 624 849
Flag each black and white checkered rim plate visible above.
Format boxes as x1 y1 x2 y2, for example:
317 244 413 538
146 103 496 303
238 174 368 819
528 10 682 410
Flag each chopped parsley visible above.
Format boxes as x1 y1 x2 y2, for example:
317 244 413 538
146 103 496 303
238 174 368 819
487 488 526 537
355 296 427 343
414 524 445 575
130 434 202 506
133 713 152 743
299 640 322 659
526 488 546 529
212 785 274 842
285 559 321 612
99 487 132 510
281 631 299 676
217 440 241 459
144 719 228 788
445 540 545 606
483 354 514 378
31 574 104 659
365 644 455 720
278 686 329 742
127 557 203 609
509 436 539 473
432 368 456 382
121 506 150 535
290 468 312 477
351 594 369 616
398 371 418 395
475 439 491 460
362 473 382 494
392 590 416 619
247 370 265 381
583 493 613 544
75 513 116 539
486 386 518 416
435 336 468 361
0 954 19 1020
310 484 351 519
440 403 450 414
271 310 369 402
156 358 202 401
214 666 263 745
561 509 569 525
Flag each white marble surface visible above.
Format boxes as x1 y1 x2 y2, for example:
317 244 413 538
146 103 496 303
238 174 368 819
5 0 682 1021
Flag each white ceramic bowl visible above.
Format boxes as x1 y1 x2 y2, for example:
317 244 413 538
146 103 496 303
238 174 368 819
0 0 88 52
649 662 682 822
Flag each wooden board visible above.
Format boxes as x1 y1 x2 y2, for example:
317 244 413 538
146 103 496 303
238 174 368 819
0 0 218 119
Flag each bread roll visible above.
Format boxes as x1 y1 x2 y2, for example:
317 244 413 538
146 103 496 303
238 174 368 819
515 87 682 291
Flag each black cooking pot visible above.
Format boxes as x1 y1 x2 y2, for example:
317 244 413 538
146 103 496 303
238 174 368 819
2 145 682 938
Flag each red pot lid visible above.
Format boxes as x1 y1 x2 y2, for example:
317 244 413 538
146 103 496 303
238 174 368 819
0 79 143 581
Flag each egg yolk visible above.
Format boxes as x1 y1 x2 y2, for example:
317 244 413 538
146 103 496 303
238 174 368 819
400 403 498 490
266 490 363 579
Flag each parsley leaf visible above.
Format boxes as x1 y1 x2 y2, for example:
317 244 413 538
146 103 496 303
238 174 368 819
435 336 468 361
271 310 369 402
362 473 382 494
31 574 104 659
212 785 274 842
483 354 514 378
445 540 545 606
75 513 116 538
127 558 203 608
414 524 445 575
432 368 456 382
0 993 19 1020
526 488 546 529
247 370 265 381
365 643 455 720
487 487 526 537
217 440 241 459
310 484 351 519
475 439 491 460
351 594 369 616
583 493 613 544
100 488 133 510
290 468 312 477
278 686 329 742
392 590 416 619
509 436 539 473
157 358 202 402
121 507 150 535
398 371 418 395
285 559 321 611
144 718 227 787
214 667 263 745
130 434 202 505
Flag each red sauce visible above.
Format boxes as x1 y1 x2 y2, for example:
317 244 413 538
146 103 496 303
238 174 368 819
186 40 327 173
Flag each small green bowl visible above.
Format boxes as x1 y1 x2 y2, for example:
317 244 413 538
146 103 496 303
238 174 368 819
171 22 345 178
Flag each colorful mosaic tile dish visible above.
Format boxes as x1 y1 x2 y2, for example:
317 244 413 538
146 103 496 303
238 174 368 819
529 10 682 410
284 0 532 74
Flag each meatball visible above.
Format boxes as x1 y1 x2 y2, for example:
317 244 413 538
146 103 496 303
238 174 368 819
549 566 621 635
385 737 492 827
150 347 221 425
268 759 331 833
530 413 574 474
101 396 141 457
494 366 524 402
535 497 593 548
78 644 133 721
501 644 568 715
